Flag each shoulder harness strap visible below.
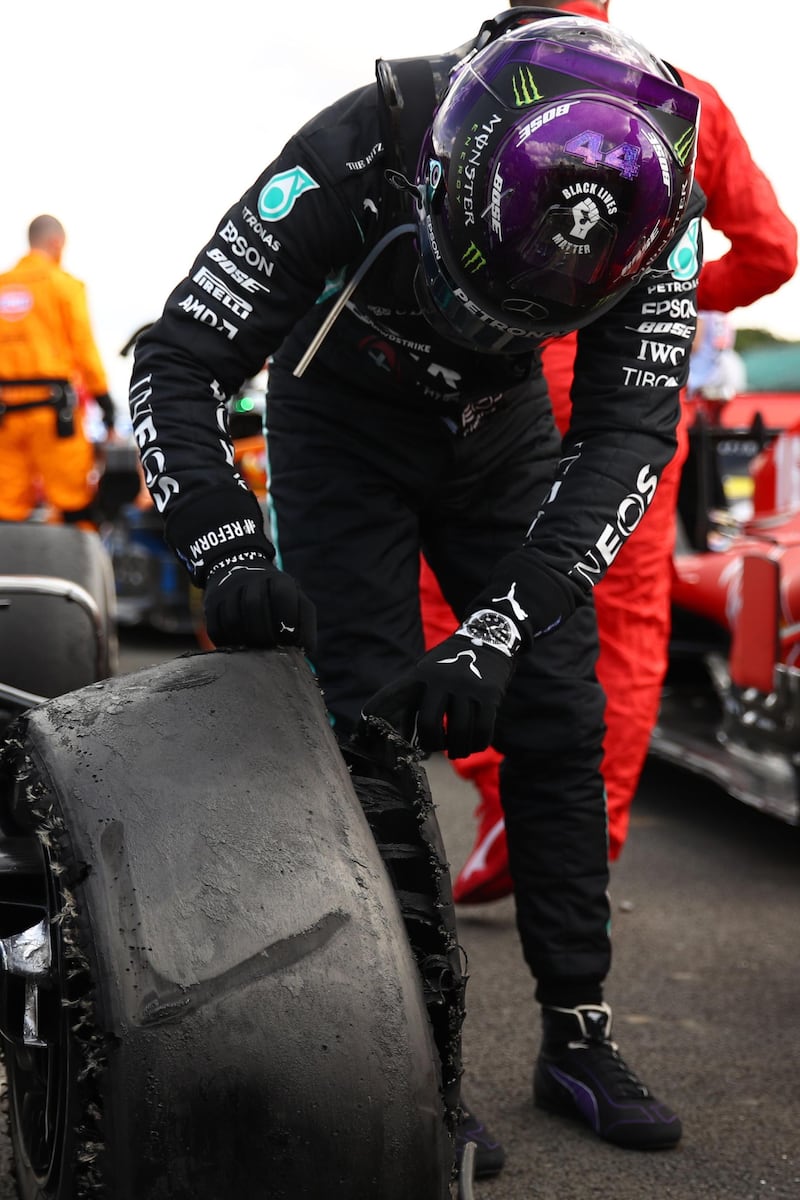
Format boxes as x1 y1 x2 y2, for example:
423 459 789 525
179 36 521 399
376 54 454 182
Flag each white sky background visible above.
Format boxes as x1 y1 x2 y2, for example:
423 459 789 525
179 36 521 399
3 1 798 403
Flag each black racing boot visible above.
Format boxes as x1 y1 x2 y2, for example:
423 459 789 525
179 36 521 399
455 1101 506 1178
534 1003 682 1149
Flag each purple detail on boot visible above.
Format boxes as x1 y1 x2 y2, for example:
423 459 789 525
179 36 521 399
547 1066 601 1130
546 1065 680 1136
457 1118 502 1152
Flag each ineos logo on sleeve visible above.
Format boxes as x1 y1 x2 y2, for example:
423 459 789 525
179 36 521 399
570 463 659 587
257 167 319 221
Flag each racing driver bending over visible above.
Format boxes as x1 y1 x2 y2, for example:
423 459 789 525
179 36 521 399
130 11 704 1176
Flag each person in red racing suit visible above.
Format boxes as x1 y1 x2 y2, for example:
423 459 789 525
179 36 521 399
130 12 704 1165
423 0 799 905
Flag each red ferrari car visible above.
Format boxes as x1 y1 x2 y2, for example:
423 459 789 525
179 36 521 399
654 379 800 825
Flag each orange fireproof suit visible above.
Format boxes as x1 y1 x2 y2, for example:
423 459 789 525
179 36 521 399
421 1 798 885
0 250 111 521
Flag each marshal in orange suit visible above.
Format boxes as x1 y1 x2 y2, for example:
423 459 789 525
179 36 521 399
0 214 116 523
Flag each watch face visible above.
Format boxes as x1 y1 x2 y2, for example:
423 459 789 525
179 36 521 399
459 608 521 655
475 613 508 637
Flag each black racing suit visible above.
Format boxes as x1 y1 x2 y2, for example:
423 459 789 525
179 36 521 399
130 57 705 1004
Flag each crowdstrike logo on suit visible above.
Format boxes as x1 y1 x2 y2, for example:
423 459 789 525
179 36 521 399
257 168 319 221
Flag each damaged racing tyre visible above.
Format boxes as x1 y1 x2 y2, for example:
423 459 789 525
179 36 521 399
0 522 117 729
0 648 463 1198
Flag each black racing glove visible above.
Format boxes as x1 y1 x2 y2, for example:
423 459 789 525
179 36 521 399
203 551 317 655
364 546 583 758
363 617 519 760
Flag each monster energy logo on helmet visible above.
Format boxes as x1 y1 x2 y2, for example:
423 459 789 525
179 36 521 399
674 126 696 167
462 243 486 273
512 65 543 107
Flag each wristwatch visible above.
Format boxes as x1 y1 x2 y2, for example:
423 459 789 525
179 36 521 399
456 608 522 657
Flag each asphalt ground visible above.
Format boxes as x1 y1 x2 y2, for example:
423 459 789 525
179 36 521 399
2 629 799 1199
434 752 800 1200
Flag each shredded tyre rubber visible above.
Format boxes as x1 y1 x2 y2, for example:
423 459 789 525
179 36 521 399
0 726 109 1199
343 717 467 1140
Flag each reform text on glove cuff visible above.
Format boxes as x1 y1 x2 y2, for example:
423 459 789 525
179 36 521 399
163 484 273 584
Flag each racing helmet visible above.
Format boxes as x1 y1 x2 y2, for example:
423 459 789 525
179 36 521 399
413 15 700 352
